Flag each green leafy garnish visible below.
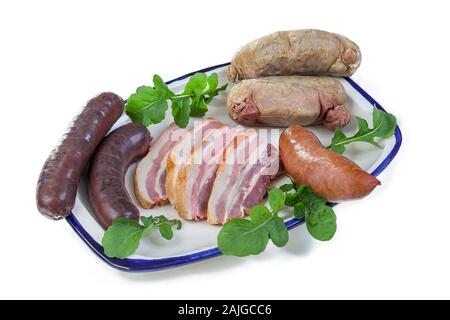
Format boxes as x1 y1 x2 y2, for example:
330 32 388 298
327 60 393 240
102 215 182 259
217 184 336 257
306 205 337 241
217 190 289 257
101 219 145 259
329 107 397 154
125 73 228 128
283 184 337 241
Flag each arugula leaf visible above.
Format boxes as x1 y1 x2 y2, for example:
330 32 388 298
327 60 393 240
102 215 182 259
248 202 289 250
218 204 289 257
285 192 301 207
217 182 338 257
141 215 155 227
181 73 227 117
155 215 168 223
102 219 144 259
204 74 227 104
279 183 295 192
141 216 155 237
209 83 228 102
153 74 174 99
306 205 337 241
329 107 397 154
300 186 326 209
268 188 286 214
171 97 191 128
283 183 303 207
159 223 174 240
189 95 209 117
265 216 289 247
373 107 397 137
249 205 272 224
125 72 228 128
125 86 168 127
218 218 270 257
218 189 288 257
293 202 307 219
184 73 208 95
329 129 347 154
207 73 218 92
292 185 335 241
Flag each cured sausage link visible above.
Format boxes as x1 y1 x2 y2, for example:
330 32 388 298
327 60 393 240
36 92 124 220
279 125 380 202
88 123 151 229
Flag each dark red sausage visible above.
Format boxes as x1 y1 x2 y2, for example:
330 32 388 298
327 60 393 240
279 125 380 201
88 123 151 229
36 92 124 220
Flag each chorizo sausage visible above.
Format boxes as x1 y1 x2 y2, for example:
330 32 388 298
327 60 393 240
279 125 380 202
227 76 350 130
228 29 361 82
36 92 124 220
88 123 151 229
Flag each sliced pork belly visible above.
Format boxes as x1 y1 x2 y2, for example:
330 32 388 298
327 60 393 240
134 123 188 209
175 125 244 220
207 130 279 225
166 118 224 209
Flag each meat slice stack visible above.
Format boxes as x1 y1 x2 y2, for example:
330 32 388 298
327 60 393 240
166 118 224 208
207 129 279 224
175 125 244 220
134 119 279 225
134 124 188 208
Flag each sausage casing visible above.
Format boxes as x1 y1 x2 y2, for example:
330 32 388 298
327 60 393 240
36 92 124 220
227 76 350 130
88 123 151 229
279 125 380 201
228 29 361 82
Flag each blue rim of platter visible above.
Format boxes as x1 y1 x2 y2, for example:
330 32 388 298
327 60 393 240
66 62 403 273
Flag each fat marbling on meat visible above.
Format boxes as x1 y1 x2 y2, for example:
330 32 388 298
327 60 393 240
134 123 188 209
166 119 224 209
175 125 244 220
207 129 279 225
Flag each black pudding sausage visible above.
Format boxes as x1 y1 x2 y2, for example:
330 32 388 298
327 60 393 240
36 92 124 220
88 123 151 229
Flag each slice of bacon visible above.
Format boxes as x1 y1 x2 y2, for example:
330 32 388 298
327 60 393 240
207 129 279 225
134 123 188 209
166 118 224 210
175 125 244 220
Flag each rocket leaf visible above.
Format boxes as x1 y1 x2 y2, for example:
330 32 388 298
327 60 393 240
329 107 397 154
125 72 228 128
102 215 182 259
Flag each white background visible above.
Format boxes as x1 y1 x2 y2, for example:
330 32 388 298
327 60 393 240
1 0 449 299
